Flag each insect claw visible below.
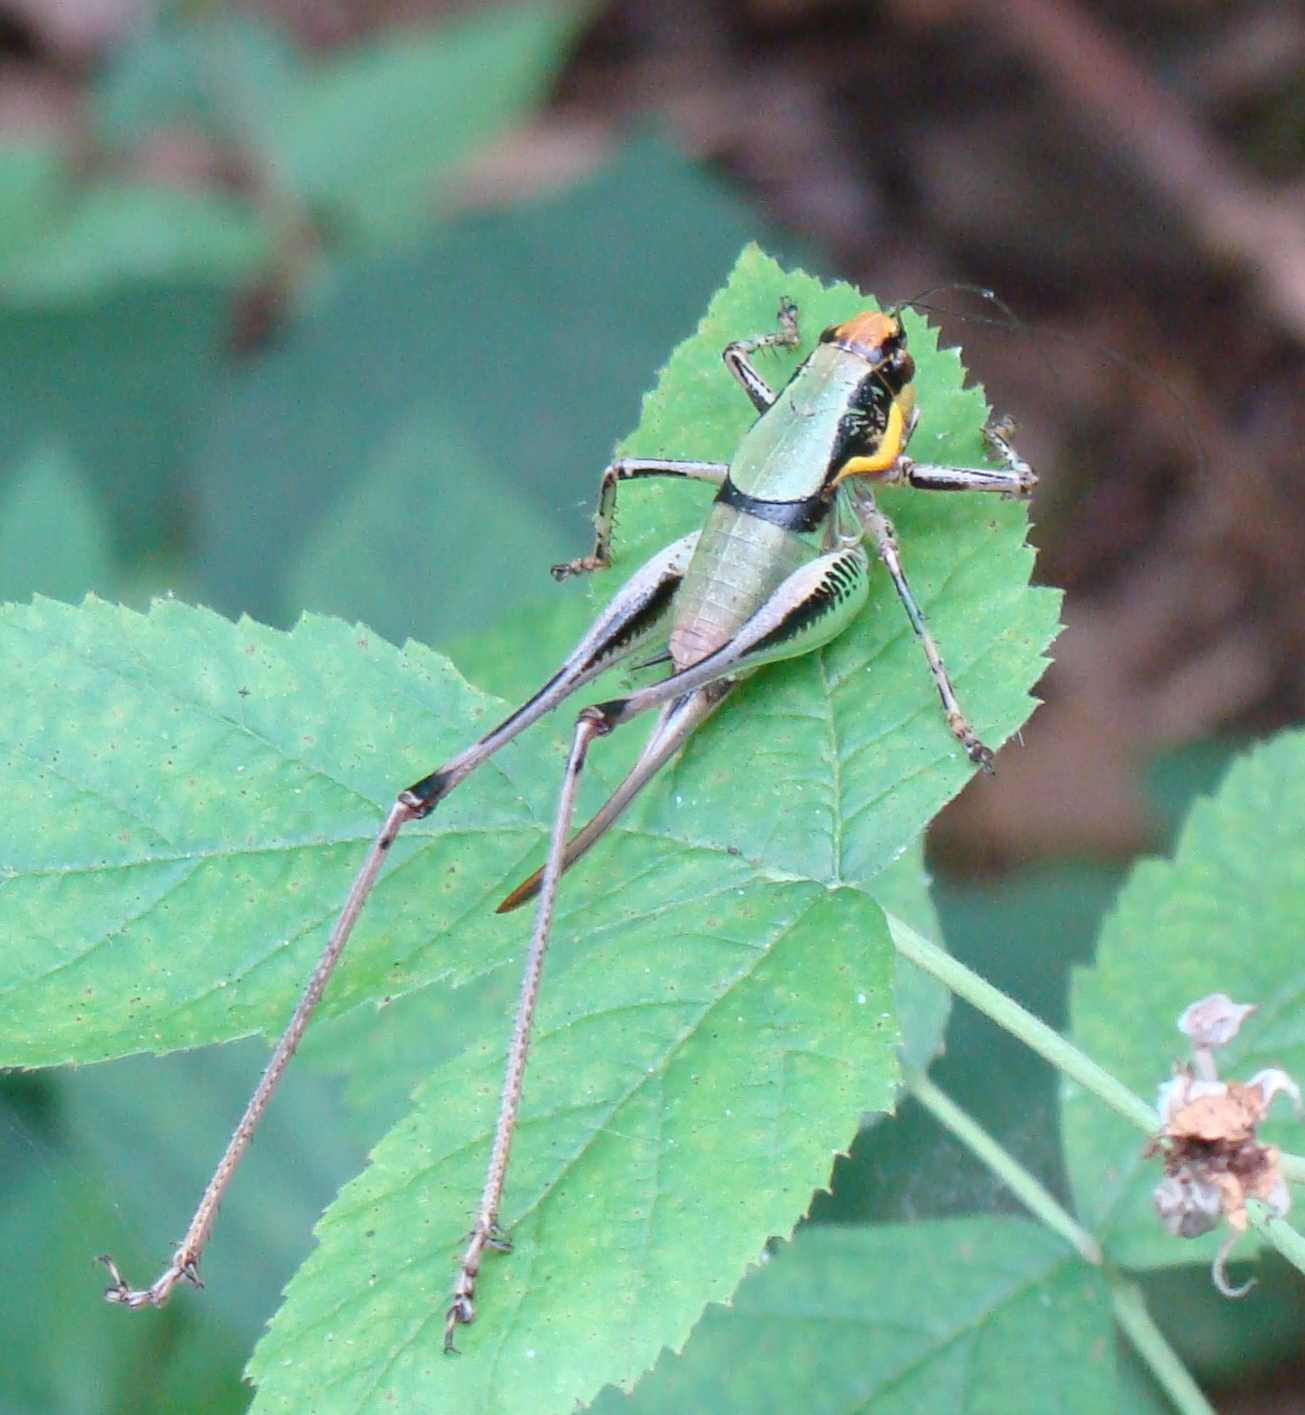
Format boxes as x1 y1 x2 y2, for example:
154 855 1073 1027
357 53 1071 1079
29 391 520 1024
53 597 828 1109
972 742 996 774
552 553 608 582
486 1224 514 1253
443 1297 473 1355
98 1254 129 1300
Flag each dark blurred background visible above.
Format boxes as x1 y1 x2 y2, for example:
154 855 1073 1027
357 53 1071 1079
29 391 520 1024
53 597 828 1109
1 1 1302 1410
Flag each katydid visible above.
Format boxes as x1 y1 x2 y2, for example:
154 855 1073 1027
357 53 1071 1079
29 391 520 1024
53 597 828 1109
100 296 1036 1353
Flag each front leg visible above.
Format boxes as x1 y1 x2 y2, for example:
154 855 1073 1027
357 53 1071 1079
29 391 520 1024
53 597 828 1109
722 296 801 413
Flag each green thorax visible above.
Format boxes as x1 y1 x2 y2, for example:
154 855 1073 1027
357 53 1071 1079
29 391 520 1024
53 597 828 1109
727 342 865 503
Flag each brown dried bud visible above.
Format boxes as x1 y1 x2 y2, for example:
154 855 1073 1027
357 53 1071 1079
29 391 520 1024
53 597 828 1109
1148 998 1296 1295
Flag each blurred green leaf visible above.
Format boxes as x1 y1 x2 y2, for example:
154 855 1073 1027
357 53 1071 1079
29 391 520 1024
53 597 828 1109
0 283 227 556
3 184 269 302
287 400 559 652
0 146 68 269
271 3 582 244
589 1220 1115 1414
1064 731 1305 1267
0 1124 252 1414
93 9 302 150
192 139 781 640
62 1041 366 1347
816 860 1123 1236
0 441 115 604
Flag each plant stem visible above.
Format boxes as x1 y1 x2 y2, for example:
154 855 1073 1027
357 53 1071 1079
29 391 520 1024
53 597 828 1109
1247 1198 1305 1279
1279 1154 1305 1184
889 916 1158 1131
887 917 1305 1183
904 1063 1214 1414
905 1064 1101 1262
1110 1279 1215 1415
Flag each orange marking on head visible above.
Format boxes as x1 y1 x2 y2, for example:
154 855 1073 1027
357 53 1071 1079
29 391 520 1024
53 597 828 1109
828 311 899 360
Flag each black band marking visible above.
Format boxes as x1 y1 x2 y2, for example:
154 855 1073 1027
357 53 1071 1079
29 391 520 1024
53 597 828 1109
579 571 680 674
715 476 827 534
749 553 862 657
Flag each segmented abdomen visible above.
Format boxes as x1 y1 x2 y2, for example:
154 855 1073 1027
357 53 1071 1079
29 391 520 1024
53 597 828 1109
669 503 814 669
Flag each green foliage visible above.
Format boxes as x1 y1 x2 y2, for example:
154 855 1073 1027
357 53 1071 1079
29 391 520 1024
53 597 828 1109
0 282 227 556
193 138 774 644
590 1220 1116 1414
270 3 581 244
1064 731 1305 1267
0 441 115 605
0 250 1052 1411
599 246 1059 883
4 183 271 299
0 3 578 300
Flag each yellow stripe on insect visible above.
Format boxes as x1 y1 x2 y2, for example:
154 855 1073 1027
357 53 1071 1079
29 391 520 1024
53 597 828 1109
829 385 916 487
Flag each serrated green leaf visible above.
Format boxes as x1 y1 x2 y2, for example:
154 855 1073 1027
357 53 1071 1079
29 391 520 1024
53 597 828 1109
1 248 1055 1409
589 1219 1115 1414
0 597 550 1064
249 886 895 1412
1063 731 1305 1266
296 827 945 1147
580 244 1060 887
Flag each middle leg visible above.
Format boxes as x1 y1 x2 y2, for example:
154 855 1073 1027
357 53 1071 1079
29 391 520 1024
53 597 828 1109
891 416 1037 498
552 459 727 582
849 483 996 770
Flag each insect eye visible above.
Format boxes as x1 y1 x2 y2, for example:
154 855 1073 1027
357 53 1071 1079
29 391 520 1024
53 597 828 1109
819 323 840 343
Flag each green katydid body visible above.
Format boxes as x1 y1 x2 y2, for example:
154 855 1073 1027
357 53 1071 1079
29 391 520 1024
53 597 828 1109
670 311 914 670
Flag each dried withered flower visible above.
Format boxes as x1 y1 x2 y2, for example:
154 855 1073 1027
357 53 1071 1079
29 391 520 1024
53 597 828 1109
1147 995 1300 1296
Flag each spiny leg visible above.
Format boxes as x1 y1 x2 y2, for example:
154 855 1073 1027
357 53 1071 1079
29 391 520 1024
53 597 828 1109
445 706 606 1353
102 796 420 1309
447 545 872 1349
553 296 805 585
892 416 1037 497
850 484 995 771
552 459 727 582
99 532 699 1311
722 296 800 412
